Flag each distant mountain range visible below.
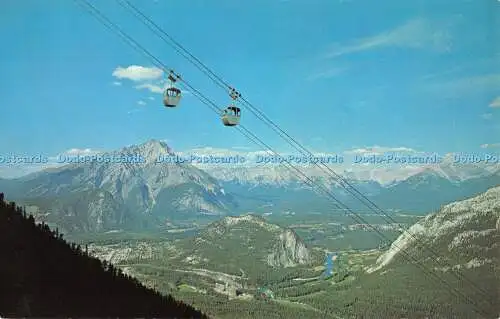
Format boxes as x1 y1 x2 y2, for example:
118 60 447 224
209 161 499 214
0 140 237 232
371 166 500 213
0 139 498 232
197 150 499 186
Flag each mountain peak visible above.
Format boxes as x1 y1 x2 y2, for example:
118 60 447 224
118 139 173 163
144 139 169 148
8 139 234 231
139 139 170 151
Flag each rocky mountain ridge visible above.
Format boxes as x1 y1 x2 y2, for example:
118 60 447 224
0 140 237 232
367 185 500 273
196 214 313 268
1 139 498 231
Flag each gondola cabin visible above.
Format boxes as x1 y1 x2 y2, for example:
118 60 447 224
221 106 241 126
163 87 182 107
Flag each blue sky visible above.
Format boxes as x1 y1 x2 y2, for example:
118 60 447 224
1 0 499 162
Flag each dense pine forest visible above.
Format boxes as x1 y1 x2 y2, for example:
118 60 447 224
0 192 208 318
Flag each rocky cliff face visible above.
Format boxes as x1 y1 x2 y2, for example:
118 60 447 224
267 228 311 267
367 185 500 273
179 214 312 274
2 140 237 232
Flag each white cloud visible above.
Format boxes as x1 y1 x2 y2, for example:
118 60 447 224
344 146 417 156
423 74 500 97
3 144 490 181
112 81 122 86
420 65 463 81
43 148 101 161
134 82 192 96
179 146 448 179
0 148 106 178
489 97 500 108
307 67 344 81
62 148 100 156
137 100 146 106
455 74 500 90
135 83 164 94
325 18 454 58
481 113 492 120
112 65 163 82
44 148 102 164
44 148 101 162
148 96 155 101
480 143 500 149
178 146 423 163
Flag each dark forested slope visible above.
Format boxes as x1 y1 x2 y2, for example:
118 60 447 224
0 192 208 318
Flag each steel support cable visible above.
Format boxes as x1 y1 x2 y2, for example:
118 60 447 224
115 0 494 301
117 0 231 93
73 1 491 317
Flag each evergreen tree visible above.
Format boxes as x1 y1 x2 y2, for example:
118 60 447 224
0 192 208 318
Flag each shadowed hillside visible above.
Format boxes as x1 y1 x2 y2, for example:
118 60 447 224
0 192 208 318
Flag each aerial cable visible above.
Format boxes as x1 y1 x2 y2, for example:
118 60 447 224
116 0 231 93
116 0 411 225
78 0 493 313
115 0 493 302
75 0 493 314
73 0 492 316
114 0 411 233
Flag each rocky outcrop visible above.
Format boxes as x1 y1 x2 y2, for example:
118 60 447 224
367 186 500 273
267 229 311 267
